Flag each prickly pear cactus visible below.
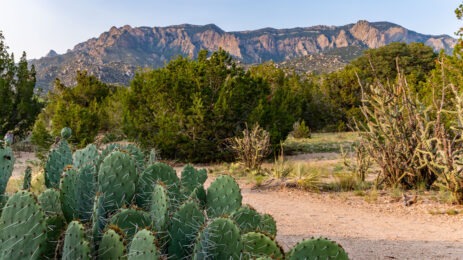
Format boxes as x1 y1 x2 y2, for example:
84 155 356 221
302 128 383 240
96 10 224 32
73 143 99 169
109 207 151 241
62 221 91 260
136 162 180 210
39 188 63 215
0 191 47 259
98 151 137 212
122 143 145 174
0 145 14 196
92 193 108 250
286 237 349 260
230 205 263 234
241 232 284 259
60 167 79 222
168 200 206 259
128 229 160 260
192 217 243 260
180 164 207 195
150 183 170 233
61 127 72 140
189 185 207 208
77 164 97 221
97 227 127 259
38 188 66 258
22 166 32 190
206 175 242 218
45 134 72 189
259 213 277 239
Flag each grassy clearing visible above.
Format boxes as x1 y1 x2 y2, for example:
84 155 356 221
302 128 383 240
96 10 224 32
283 132 360 154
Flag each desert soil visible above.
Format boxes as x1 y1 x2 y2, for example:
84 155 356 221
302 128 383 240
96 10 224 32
10 152 463 259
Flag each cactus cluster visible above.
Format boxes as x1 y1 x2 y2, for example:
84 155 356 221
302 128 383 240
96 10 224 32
0 128 349 259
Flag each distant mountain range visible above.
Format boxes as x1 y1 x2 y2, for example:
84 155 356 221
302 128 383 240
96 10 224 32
30 20 457 90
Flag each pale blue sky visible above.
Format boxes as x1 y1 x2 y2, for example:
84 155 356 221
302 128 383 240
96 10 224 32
0 0 461 59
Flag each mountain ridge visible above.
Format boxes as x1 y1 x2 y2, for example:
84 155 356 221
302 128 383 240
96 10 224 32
31 20 457 90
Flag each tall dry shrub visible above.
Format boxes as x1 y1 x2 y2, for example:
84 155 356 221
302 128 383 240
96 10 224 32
355 67 437 189
229 124 271 171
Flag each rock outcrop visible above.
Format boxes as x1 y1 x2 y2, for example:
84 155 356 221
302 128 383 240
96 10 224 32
31 20 457 90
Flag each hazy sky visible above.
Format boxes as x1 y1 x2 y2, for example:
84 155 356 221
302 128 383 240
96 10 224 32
1 0 461 59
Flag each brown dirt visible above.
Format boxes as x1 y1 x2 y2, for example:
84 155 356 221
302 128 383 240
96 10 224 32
240 183 463 259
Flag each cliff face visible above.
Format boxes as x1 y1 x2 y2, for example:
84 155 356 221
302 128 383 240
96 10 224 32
31 20 457 89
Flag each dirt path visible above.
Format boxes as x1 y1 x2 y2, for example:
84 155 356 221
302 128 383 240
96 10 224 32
241 186 463 259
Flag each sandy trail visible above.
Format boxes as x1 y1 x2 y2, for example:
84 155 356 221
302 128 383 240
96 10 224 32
242 187 463 259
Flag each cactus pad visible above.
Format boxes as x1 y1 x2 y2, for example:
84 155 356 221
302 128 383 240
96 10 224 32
0 145 14 196
109 207 152 241
136 162 180 210
62 221 91 260
192 217 243 259
22 166 32 190
286 237 349 260
98 151 137 212
73 143 99 169
0 191 47 259
45 139 72 188
61 127 72 139
206 175 242 218
128 229 160 260
98 227 126 259
180 164 207 195
168 200 205 259
149 183 170 233
241 232 284 259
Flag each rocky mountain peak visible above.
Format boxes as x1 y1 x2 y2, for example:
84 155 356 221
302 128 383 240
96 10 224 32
30 20 457 90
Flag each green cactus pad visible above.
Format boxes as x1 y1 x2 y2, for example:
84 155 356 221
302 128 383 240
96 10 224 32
286 237 349 260
149 184 170 233
38 188 66 258
39 188 63 215
60 167 79 222
180 164 207 195
77 164 97 221
44 213 66 259
62 221 91 260
45 139 72 188
241 232 284 259
92 193 108 250
206 175 242 218
109 208 152 241
0 145 14 196
22 166 32 190
230 205 263 234
100 143 121 161
98 151 138 212
192 217 243 259
98 227 127 259
121 143 146 174
128 229 160 260
259 213 277 239
61 127 72 139
189 185 207 209
0 191 47 259
168 200 205 259
73 143 99 169
136 162 180 210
